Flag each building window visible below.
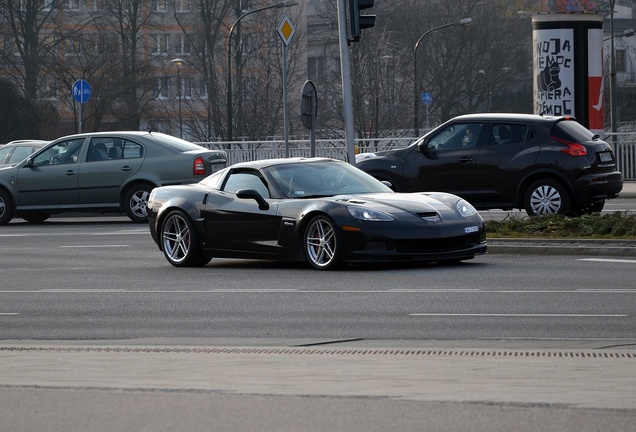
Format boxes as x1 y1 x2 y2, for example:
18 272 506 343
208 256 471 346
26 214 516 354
151 34 169 55
42 0 54 11
199 79 208 98
155 0 168 12
176 0 190 12
67 0 80 11
308 56 325 81
616 49 627 72
175 34 190 55
181 77 193 99
154 77 169 99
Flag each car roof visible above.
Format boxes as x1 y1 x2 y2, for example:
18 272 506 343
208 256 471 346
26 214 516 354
3 140 50 146
229 157 341 170
449 113 574 124
50 131 155 141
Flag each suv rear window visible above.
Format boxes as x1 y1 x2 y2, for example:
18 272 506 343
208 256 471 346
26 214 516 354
551 119 596 142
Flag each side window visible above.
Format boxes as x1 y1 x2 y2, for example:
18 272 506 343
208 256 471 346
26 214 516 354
8 146 33 163
122 141 143 159
492 124 530 146
33 139 84 166
222 171 270 198
428 123 483 151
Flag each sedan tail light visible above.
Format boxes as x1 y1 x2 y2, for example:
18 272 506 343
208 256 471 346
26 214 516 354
551 136 588 157
193 157 206 175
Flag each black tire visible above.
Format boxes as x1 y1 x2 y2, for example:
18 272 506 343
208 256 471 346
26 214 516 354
0 189 14 225
160 210 211 267
21 213 51 223
304 214 342 270
523 179 571 216
123 183 154 223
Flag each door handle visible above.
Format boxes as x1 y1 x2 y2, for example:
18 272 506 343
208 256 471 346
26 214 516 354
458 157 474 164
121 166 133 172
65 170 77 176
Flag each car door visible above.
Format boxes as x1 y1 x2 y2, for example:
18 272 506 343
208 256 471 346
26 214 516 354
202 169 281 256
78 137 144 205
402 122 484 201
471 122 540 205
15 138 85 208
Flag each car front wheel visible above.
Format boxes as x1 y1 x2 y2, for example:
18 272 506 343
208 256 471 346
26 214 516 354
524 179 571 216
123 184 153 223
161 210 211 267
304 215 342 270
0 189 15 225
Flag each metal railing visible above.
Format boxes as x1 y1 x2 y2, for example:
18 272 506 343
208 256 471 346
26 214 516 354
198 136 636 180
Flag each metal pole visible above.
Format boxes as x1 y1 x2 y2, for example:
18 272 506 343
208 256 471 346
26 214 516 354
609 0 617 144
413 18 472 136
282 41 289 157
337 0 356 165
177 66 182 138
226 1 298 141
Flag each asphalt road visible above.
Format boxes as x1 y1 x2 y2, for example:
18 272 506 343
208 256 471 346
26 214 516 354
1 194 635 431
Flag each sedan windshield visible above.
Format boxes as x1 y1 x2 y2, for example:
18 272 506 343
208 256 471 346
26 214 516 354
266 161 393 198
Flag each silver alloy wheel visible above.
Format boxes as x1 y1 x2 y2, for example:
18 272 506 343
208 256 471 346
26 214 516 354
529 184 562 215
129 189 150 219
305 216 338 269
162 213 191 265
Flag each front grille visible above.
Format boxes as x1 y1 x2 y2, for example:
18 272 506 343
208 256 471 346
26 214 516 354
396 233 483 253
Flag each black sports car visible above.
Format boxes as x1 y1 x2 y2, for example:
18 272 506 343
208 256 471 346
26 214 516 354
147 158 487 270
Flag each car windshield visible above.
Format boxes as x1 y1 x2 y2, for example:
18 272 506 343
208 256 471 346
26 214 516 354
266 161 393 198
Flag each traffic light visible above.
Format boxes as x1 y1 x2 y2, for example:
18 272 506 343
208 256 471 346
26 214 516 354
349 0 376 43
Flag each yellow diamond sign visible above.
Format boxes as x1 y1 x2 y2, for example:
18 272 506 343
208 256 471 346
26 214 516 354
277 14 295 46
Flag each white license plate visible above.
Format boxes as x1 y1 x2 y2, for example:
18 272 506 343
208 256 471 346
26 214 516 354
599 152 613 162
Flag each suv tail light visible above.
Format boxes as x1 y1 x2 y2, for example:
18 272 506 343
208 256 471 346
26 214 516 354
193 157 206 175
551 136 588 157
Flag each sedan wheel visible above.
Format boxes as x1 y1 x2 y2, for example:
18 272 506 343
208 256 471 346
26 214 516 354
124 184 153 223
304 215 341 270
0 190 14 225
524 180 571 216
161 210 211 267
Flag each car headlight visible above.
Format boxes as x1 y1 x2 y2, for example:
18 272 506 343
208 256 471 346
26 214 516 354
354 152 377 163
347 206 394 221
456 199 478 217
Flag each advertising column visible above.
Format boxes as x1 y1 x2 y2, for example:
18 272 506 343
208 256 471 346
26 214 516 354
532 13 604 134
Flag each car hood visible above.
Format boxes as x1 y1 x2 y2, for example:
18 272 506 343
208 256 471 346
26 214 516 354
333 192 464 215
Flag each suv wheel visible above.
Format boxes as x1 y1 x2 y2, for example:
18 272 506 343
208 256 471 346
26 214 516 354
524 179 571 216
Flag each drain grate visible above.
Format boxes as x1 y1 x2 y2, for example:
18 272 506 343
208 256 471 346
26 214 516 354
0 346 634 359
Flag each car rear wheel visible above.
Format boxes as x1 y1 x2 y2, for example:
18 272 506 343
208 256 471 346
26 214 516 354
524 179 571 216
123 184 153 223
161 210 211 267
21 213 51 223
0 189 14 225
304 215 342 270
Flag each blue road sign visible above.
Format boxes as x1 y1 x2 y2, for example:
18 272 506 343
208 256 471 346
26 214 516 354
421 92 433 105
72 79 91 104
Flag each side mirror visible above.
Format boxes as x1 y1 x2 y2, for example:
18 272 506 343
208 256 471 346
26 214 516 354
236 189 269 211
24 157 34 167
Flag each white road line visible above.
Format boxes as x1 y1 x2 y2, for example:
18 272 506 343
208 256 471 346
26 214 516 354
409 313 627 317
59 245 128 248
0 313 19 315
578 258 636 264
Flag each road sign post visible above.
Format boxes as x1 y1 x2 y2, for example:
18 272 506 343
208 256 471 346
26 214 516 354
72 79 91 133
277 14 295 157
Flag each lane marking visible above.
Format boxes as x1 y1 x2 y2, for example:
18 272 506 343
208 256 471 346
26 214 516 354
59 245 128 248
0 313 19 315
409 313 627 317
578 258 636 264
0 289 634 294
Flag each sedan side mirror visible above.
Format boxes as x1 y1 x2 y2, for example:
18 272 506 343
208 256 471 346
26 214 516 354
236 189 269 211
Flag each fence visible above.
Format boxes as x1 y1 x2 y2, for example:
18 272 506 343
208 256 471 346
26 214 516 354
198 136 636 180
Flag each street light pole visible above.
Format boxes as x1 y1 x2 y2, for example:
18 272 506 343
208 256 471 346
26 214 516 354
609 0 617 144
478 69 490 112
171 58 185 139
226 0 298 141
413 17 472 136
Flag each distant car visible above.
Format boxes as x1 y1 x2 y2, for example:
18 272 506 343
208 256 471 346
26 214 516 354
0 140 49 167
0 131 226 225
147 158 486 270
356 114 624 216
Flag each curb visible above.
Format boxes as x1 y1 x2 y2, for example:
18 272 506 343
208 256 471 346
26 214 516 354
488 238 636 257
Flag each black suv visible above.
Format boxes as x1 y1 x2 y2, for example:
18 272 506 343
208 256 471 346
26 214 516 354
356 114 623 216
